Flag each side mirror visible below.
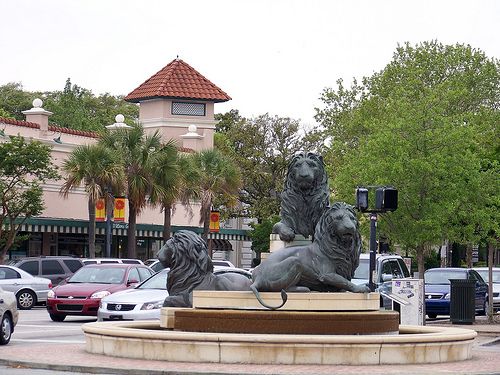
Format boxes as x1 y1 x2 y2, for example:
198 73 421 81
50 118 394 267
127 279 139 286
382 274 393 282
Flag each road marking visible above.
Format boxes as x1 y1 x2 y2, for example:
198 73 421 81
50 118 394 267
11 339 85 344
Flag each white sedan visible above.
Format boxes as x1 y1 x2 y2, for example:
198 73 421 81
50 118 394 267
98 268 169 321
0 265 52 309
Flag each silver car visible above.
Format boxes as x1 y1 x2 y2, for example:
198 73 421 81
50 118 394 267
474 267 500 311
0 286 19 345
0 265 52 309
98 268 169 321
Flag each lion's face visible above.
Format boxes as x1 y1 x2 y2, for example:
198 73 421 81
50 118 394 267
288 152 325 191
316 202 359 250
157 240 174 268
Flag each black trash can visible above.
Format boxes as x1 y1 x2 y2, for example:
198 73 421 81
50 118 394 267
449 279 475 324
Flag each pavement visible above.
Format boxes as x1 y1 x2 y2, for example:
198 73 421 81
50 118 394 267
0 316 499 375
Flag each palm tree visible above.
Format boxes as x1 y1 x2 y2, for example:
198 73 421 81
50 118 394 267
190 149 242 248
60 144 124 258
99 124 172 258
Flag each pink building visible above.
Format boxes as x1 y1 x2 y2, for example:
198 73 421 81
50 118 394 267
0 59 251 265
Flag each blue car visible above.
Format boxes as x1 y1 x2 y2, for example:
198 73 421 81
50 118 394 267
424 268 488 319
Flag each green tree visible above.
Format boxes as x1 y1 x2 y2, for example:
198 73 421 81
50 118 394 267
248 216 279 258
189 149 242 248
0 136 59 263
99 124 177 258
59 144 124 258
0 83 35 120
316 41 500 276
215 111 307 222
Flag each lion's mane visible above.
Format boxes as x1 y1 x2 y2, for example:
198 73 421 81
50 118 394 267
279 152 330 238
313 202 362 281
158 230 213 296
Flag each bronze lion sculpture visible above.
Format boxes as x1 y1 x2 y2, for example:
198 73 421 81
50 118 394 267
272 151 330 242
157 230 252 307
252 202 370 309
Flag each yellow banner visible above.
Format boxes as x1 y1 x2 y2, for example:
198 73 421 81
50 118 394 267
95 199 105 222
209 211 220 233
114 198 126 222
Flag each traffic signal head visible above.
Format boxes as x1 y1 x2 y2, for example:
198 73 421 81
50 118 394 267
375 187 398 211
355 187 369 211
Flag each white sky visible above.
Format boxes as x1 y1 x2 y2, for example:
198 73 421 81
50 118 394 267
1 0 498 127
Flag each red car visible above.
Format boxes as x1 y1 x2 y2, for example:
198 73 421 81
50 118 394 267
46 263 154 322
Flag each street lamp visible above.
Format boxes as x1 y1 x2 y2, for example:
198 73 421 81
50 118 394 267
104 114 132 257
355 186 398 291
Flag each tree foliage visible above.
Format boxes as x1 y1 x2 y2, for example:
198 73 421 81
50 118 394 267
316 41 500 275
0 79 138 131
0 136 59 263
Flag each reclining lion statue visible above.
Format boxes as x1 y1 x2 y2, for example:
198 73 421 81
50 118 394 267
157 230 252 307
252 202 370 309
272 151 330 242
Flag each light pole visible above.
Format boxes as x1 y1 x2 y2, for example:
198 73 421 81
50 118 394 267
104 114 132 258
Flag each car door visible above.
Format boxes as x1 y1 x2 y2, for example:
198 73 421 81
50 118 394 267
468 270 487 310
0 266 22 294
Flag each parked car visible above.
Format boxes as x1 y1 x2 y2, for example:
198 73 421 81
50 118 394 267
0 286 19 345
424 267 488 319
82 258 144 266
97 267 251 322
0 265 52 309
352 253 411 308
212 260 235 268
9 256 84 286
46 263 154 322
143 259 166 273
473 267 500 311
98 268 169 321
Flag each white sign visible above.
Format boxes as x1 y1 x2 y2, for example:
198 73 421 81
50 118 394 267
392 278 424 325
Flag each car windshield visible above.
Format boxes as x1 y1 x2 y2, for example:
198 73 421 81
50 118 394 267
353 259 369 279
475 270 500 283
137 269 168 289
69 267 125 284
424 270 466 285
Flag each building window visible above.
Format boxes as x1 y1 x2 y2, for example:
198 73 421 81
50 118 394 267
172 102 205 116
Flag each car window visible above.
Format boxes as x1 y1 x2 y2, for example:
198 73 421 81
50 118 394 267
121 259 141 264
469 270 484 283
476 270 500 283
128 268 140 282
397 259 410 277
138 269 168 289
0 267 21 280
101 260 118 264
138 267 153 281
69 267 126 284
353 259 369 279
63 259 83 273
425 270 466 284
19 260 39 276
83 260 97 265
42 260 65 275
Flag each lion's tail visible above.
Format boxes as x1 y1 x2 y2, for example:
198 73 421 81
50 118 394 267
250 284 288 310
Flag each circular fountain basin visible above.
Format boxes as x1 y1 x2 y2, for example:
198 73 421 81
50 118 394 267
83 321 476 365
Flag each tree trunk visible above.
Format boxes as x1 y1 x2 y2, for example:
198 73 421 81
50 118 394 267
202 208 210 243
87 198 96 258
417 244 425 279
163 204 172 242
466 243 473 268
127 202 137 259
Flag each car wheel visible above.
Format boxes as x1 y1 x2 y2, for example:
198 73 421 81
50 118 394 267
49 313 66 322
427 313 437 319
16 289 36 310
0 313 13 345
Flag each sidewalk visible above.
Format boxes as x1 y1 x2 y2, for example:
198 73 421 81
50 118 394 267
0 317 499 375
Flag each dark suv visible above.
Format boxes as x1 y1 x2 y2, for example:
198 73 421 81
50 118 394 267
9 256 84 285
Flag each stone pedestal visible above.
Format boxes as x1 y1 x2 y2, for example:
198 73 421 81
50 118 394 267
269 233 311 252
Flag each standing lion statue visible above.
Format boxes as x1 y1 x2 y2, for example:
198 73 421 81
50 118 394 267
252 202 370 309
156 230 252 307
272 151 330 242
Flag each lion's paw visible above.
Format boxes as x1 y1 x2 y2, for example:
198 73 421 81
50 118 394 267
353 284 371 293
279 230 295 242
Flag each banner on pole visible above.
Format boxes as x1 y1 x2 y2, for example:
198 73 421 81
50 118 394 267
95 199 105 222
114 197 126 222
209 211 220 233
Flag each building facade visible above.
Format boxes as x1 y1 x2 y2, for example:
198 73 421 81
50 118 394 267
0 59 252 267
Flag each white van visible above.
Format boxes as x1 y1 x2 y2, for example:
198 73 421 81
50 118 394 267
82 258 144 266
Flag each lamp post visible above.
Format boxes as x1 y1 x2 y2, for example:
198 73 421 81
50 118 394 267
104 114 132 258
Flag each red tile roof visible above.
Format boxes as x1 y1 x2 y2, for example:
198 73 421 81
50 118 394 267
0 117 99 138
125 59 231 103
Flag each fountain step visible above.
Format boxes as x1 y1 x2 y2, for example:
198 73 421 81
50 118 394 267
173 309 399 335
192 290 380 310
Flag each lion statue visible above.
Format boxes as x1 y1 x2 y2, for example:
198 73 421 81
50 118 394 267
272 151 330 242
156 230 252 307
252 202 370 309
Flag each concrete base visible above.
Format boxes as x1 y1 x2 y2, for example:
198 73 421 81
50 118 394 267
191 290 381 311
83 321 477 365
269 233 311 252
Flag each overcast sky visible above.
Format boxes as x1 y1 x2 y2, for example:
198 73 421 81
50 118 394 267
1 0 498 127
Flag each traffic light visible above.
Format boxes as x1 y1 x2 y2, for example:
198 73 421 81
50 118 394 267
355 187 369 211
375 187 398 211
